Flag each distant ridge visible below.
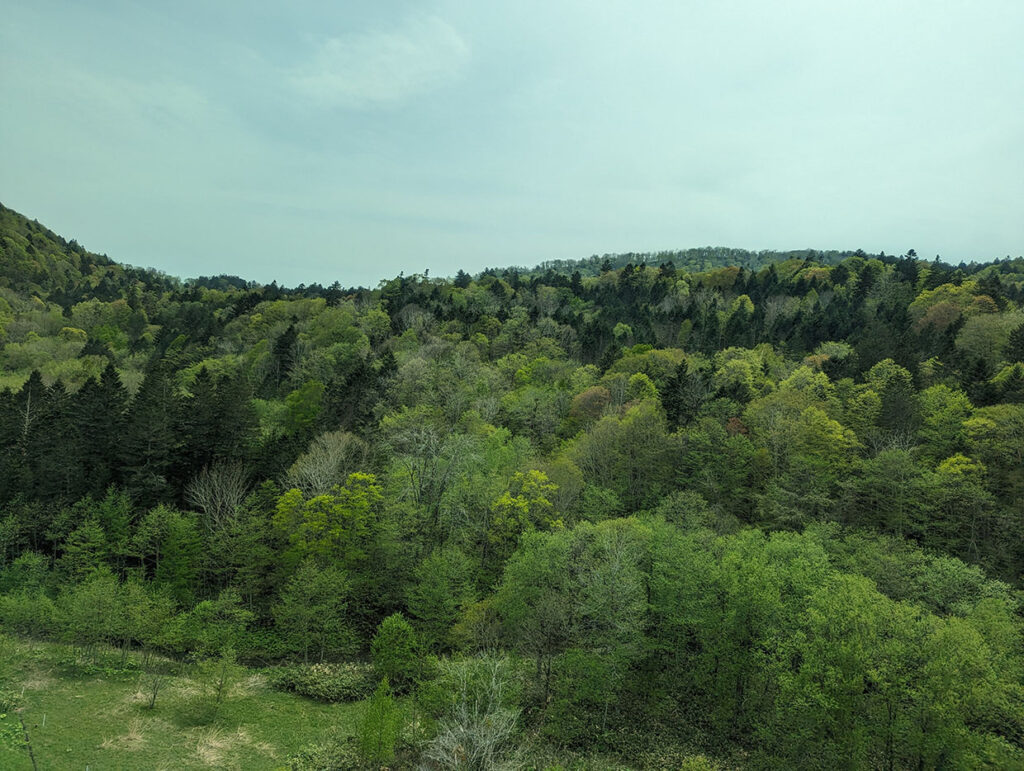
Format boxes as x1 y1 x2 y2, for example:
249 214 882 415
2 201 1015 302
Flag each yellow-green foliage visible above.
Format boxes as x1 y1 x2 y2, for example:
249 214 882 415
274 473 383 566
909 281 978 331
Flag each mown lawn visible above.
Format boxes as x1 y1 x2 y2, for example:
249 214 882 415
0 636 363 770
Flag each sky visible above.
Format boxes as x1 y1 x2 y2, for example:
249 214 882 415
2 1 1022 287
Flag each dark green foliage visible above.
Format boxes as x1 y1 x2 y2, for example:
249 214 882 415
544 648 620 746
74 364 128 498
1005 321 1024 362
153 510 202 606
662 360 713 428
119 364 180 506
0 550 48 593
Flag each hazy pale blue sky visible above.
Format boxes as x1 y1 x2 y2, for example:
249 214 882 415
2 1 1022 286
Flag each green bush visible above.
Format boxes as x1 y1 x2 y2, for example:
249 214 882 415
543 649 619 748
0 590 57 637
243 627 291 661
0 688 21 713
357 678 402 767
266 662 376 703
370 612 420 691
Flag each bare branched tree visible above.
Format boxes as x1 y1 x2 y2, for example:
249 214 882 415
185 461 251 531
387 426 479 536
865 428 916 455
285 430 368 497
420 657 522 771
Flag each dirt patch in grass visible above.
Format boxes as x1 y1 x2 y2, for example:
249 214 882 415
100 717 148 752
123 686 152 709
239 672 267 695
18 674 56 692
168 677 204 701
193 726 278 769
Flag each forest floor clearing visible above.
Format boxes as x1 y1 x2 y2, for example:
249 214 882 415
0 636 363 770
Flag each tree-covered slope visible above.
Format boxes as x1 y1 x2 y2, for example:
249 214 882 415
0 203 180 301
2 203 1024 768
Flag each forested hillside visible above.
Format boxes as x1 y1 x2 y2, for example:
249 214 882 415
2 202 1024 768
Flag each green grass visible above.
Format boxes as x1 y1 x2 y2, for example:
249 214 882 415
0 635 363 770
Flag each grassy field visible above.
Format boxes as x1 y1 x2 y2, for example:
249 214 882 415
0 635 724 770
0 635 364 770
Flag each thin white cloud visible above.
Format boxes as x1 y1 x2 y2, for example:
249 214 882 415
290 15 469 109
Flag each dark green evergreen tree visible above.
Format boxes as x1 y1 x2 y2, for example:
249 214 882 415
120 364 180 506
1006 321 1024 363
74 363 128 499
176 367 219 488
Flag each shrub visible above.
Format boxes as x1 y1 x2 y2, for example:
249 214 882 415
371 612 420 691
543 649 618 748
0 590 57 637
0 688 21 713
357 678 402 767
266 662 376 703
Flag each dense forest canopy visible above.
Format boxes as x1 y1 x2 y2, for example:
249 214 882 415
2 201 1024 768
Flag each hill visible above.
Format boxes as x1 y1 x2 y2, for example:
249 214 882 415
2 202 1024 768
